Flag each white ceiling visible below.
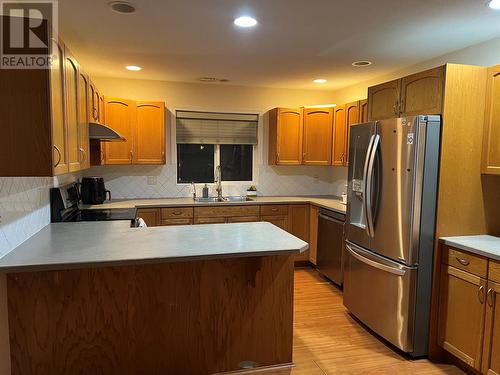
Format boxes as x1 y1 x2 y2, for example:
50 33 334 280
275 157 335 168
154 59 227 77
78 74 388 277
59 0 500 90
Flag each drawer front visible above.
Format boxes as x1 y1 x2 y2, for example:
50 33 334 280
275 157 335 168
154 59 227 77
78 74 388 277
160 218 193 226
160 207 193 219
489 260 500 283
194 205 260 218
227 216 260 223
194 217 227 224
442 245 488 278
260 204 289 216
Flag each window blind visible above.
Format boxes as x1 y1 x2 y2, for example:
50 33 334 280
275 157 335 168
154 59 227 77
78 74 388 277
176 110 259 145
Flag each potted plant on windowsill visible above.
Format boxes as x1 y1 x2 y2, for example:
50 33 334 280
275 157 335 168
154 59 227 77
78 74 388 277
246 185 257 197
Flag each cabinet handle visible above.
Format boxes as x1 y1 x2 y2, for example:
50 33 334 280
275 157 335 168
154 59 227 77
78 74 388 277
79 147 86 163
271 208 278 212
456 257 470 266
130 150 133 162
393 101 399 115
53 145 62 167
399 99 405 114
479 285 486 304
92 107 98 121
487 288 495 307
173 211 182 216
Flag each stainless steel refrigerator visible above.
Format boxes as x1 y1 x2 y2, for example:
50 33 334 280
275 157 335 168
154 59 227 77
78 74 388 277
343 115 441 357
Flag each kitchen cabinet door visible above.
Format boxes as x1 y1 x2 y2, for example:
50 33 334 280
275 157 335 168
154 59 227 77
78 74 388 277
344 101 360 166
400 66 444 116
368 79 401 121
289 205 310 261
135 101 165 164
64 49 81 172
104 97 136 164
309 205 319 265
482 280 500 375
438 265 486 371
50 38 69 175
227 216 260 223
268 108 303 165
78 71 90 170
98 93 105 124
261 216 288 231
332 105 346 166
88 81 97 122
359 99 368 123
137 208 160 227
161 218 193 226
482 65 500 175
302 108 333 165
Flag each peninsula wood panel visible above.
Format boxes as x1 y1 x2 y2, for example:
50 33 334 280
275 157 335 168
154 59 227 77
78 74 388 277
289 205 310 261
481 280 500 375
482 65 500 175
268 108 303 165
400 66 444 116
135 102 165 164
302 108 333 165
7 256 294 375
332 105 346 166
104 98 136 164
367 79 400 120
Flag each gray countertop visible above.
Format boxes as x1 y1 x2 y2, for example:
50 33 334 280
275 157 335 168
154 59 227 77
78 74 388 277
0 221 308 273
440 235 500 261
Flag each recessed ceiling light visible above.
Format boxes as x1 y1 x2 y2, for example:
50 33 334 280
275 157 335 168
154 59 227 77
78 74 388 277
234 16 258 28
313 78 327 84
125 65 142 71
108 1 136 14
489 0 500 9
352 60 372 67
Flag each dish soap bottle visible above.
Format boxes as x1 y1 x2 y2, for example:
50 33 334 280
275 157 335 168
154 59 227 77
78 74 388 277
202 184 209 198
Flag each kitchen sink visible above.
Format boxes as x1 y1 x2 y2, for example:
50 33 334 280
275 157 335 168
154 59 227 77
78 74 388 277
194 196 254 203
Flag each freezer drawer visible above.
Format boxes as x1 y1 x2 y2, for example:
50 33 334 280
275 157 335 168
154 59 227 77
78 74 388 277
343 241 417 353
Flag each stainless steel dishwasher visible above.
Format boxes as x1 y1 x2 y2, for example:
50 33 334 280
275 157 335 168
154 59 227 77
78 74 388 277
317 209 345 286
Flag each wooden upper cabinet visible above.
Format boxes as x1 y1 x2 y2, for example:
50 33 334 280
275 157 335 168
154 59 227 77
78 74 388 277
400 66 444 116
482 65 500 175
99 93 105 124
88 81 98 123
64 49 81 172
50 38 69 176
78 71 90 170
344 101 360 166
135 102 165 164
359 99 368 123
302 108 333 165
482 280 500 375
104 98 136 164
438 265 486 371
368 79 400 120
268 108 303 165
332 105 346 166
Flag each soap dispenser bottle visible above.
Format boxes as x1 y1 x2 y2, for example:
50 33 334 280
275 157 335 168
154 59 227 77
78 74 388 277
202 184 209 198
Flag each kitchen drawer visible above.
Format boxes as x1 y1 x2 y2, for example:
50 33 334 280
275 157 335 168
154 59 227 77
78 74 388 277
489 260 500 283
260 204 289 216
194 217 227 224
442 245 488 278
160 218 193 226
160 207 193 219
194 205 260 218
227 216 260 223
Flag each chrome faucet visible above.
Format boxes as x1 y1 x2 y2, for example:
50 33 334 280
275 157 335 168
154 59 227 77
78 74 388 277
215 165 223 200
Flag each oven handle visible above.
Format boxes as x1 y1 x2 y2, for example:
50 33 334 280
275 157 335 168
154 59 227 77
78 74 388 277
346 243 407 276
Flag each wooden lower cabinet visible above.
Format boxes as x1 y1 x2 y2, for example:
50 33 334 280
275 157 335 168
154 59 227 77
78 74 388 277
194 217 227 224
438 265 486 370
161 218 193 226
482 280 500 375
227 216 260 223
289 205 310 262
261 215 289 231
309 205 319 265
136 208 160 227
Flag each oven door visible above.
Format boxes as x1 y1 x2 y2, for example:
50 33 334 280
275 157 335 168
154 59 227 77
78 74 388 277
343 241 418 353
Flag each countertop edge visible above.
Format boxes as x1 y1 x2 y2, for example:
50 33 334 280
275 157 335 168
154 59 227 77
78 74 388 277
440 236 500 261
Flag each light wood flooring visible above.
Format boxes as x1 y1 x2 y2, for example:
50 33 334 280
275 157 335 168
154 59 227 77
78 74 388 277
266 268 464 375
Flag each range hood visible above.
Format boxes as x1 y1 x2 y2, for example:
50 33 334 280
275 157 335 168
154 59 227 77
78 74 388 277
89 123 125 141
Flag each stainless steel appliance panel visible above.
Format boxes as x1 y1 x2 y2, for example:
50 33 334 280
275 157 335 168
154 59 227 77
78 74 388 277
317 210 345 286
345 122 377 249
343 241 417 353
368 117 419 265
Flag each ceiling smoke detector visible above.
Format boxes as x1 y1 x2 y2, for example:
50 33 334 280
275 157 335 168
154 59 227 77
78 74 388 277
198 77 229 83
352 60 373 67
108 1 137 14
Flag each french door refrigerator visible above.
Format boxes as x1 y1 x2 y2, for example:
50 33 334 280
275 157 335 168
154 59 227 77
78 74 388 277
343 115 441 357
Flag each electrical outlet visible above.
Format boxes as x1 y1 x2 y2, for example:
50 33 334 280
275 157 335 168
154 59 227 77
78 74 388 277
147 176 157 185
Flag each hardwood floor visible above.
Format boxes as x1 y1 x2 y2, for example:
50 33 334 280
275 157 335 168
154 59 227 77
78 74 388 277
265 268 464 375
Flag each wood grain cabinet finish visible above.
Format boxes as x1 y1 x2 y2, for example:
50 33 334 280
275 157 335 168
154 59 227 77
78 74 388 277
302 108 333 165
482 65 500 175
359 99 368 123
442 245 488 278
161 218 194 226
344 101 360 166
64 48 82 173
194 205 260 218
261 205 289 216
289 205 310 261
78 71 90 170
368 79 401 121
268 108 303 165
309 205 319 265
482 280 500 375
400 66 444 116
103 98 166 165
136 208 160 226
438 265 486 370
160 207 193 219
194 217 227 224
332 105 346 166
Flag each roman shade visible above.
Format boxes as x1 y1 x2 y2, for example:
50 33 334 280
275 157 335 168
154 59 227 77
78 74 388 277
176 110 258 145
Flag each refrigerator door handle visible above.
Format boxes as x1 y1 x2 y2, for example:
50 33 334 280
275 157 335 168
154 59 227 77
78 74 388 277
365 134 380 238
346 243 407 276
362 134 376 236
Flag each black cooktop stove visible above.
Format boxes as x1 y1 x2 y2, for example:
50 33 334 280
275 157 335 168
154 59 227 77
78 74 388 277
70 208 137 222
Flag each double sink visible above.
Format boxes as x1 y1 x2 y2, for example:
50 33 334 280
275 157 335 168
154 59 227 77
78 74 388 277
193 196 254 203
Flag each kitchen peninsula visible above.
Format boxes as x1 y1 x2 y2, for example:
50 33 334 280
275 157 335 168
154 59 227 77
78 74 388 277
0 221 307 374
